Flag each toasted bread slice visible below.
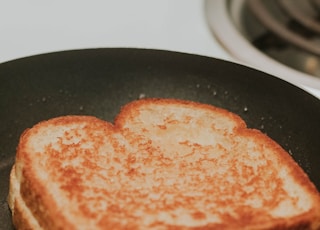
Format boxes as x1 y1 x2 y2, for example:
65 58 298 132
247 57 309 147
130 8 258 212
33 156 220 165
8 98 320 229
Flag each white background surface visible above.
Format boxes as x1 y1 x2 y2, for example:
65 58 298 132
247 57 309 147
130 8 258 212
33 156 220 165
0 1 231 63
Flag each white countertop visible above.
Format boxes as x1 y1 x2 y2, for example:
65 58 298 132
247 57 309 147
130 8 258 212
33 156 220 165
0 1 230 63
0 0 319 98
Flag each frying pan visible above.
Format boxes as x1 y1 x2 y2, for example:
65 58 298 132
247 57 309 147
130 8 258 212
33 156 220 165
0 48 319 228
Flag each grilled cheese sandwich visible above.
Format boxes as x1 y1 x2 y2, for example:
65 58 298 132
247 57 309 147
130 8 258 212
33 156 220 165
8 98 320 229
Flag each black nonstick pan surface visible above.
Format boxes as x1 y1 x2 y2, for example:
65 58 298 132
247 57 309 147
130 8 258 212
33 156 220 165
0 48 319 228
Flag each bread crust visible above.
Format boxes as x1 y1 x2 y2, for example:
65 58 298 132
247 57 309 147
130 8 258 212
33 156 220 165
8 98 320 229
9 165 41 230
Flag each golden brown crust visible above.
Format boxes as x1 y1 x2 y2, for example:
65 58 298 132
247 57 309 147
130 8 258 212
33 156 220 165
13 199 35 230
8 98 320 229
16 116 112 230
115 98 247 130
9 165 40 230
